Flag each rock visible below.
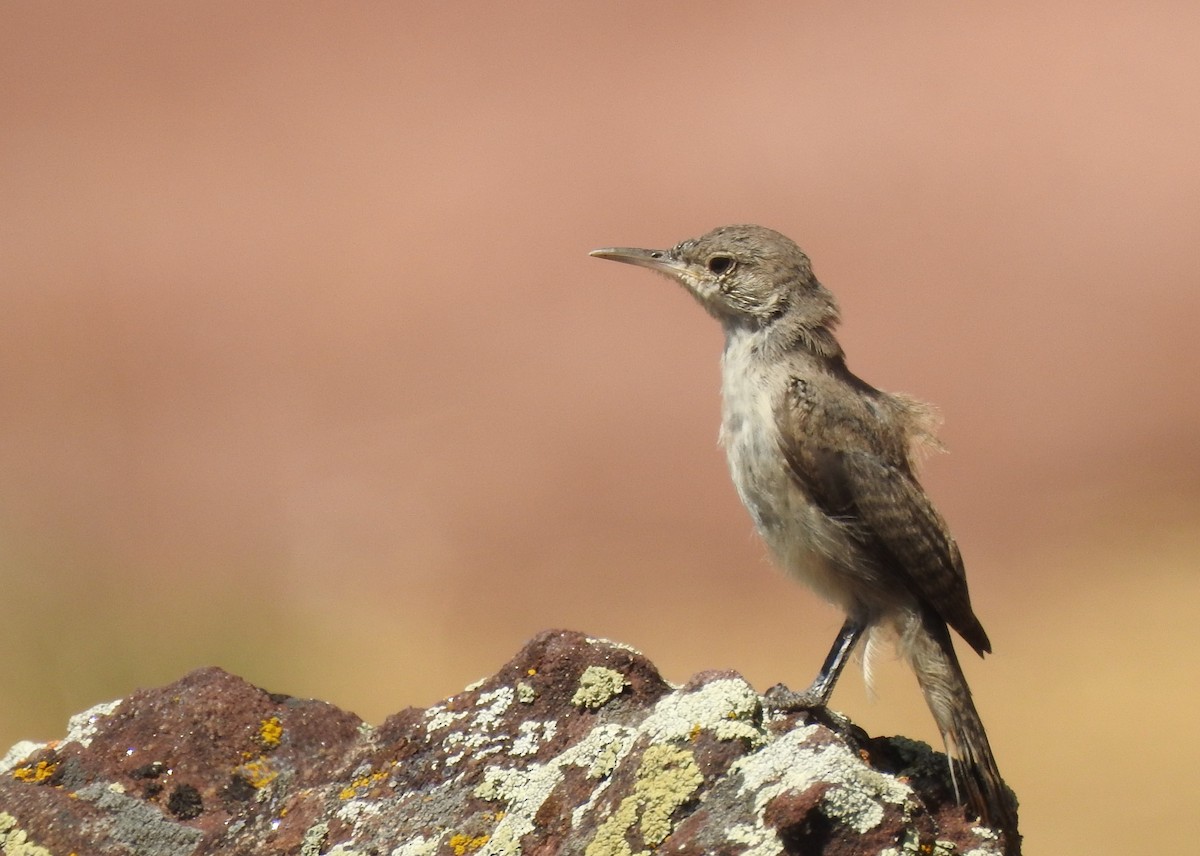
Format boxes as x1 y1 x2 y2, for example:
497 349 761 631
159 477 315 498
0 629 1013 855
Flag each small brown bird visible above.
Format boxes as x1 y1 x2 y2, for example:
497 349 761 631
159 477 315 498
592 225 1019 853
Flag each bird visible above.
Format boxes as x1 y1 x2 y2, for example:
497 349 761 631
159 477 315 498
591 225 1019 852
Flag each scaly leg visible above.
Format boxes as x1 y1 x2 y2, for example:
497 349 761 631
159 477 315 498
764 617 865 711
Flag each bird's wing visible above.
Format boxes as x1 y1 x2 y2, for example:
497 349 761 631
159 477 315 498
777 392 991 655
841 450 989 654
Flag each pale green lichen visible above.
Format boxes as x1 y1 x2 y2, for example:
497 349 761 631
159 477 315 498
711 683 768 746
587 735 625 780
300 821 329 856
0 742 43 775
472 674 922 856
474 724 636 855
0 812 53 856
584 636 642 654
822 779 887 832
337 792 385 827
728 724 913 854
571 667 628 709
61 698 122 749
511 720 557 757
474 687 516 727
424 704 470 734
515 681 536 703
635 744 704 844
431 686 520 767
584 744 703 856
391 834 440 856
569 678 763 837
713 718 765 745
582 794 641 856
641 678 764 745
726 823 759 846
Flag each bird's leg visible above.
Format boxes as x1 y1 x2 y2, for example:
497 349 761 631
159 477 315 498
764 617 865 711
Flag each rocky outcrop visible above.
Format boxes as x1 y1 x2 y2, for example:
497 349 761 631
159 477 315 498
0 629 1012 854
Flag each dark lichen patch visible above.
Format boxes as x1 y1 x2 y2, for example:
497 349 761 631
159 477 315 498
222 773 257 803
167 783 203 820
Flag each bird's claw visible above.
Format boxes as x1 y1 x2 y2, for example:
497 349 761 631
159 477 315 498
762 683 863 745
763 682 826 712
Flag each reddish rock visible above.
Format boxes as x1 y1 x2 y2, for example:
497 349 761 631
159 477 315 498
0 629 1017 854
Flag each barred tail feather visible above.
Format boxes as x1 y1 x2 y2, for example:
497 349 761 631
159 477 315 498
904 612 1021 855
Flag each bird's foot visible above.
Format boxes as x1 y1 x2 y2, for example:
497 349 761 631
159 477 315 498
763 683 826 712
762 683 865 745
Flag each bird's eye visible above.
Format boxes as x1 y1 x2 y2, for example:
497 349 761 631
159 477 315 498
706 254 736 275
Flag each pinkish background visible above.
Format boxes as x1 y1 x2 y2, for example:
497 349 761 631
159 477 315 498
3 3 1198 852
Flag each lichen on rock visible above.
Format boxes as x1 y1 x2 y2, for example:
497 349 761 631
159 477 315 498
0 629 1014 855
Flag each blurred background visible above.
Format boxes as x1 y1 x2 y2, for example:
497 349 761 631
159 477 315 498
3 2 1198 851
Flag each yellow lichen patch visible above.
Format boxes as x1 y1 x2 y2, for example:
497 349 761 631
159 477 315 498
688 723 702 742
257 716 283 749
526 668 537 676
11 761 56 784
448 833 489 855
236 758 279 789
338 769 390 800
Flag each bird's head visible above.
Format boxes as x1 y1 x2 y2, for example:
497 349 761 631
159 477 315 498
591 224 839 334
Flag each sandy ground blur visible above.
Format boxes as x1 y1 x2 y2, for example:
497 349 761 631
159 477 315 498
3 3 1198 852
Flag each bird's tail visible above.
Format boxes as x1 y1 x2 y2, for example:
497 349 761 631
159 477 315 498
903 612 1021 855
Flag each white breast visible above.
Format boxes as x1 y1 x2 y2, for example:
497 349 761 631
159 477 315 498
717 329 861 612
718 331 787 533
